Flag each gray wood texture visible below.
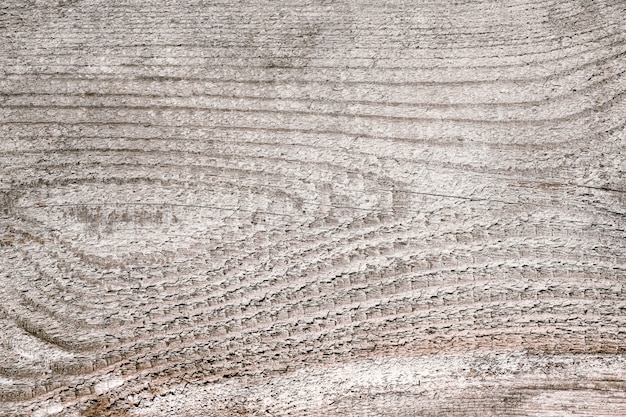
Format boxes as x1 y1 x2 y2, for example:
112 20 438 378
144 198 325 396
1 0 625 415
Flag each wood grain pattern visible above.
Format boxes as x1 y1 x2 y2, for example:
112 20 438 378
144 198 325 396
0 0 625 415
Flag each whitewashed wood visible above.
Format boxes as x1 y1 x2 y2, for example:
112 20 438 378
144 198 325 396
0 0 625 415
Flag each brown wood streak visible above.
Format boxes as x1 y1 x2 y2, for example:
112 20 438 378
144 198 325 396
0 0 625 416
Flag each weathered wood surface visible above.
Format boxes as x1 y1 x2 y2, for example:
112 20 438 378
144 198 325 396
1 0 625 415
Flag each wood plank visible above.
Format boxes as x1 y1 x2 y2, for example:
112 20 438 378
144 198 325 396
0 0 625 415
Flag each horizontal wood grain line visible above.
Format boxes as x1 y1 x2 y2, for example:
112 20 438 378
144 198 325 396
30 305 626 386
2 85 624 124
8 119 622 149
5 44 626 86
8 30 626 70
5 45 625 87
3 62 625 108
11 13 624 51
20 263 621 337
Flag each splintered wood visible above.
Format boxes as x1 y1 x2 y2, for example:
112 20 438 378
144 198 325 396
0 0 625 416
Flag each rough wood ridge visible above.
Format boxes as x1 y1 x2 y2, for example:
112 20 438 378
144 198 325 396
1 0 625 415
